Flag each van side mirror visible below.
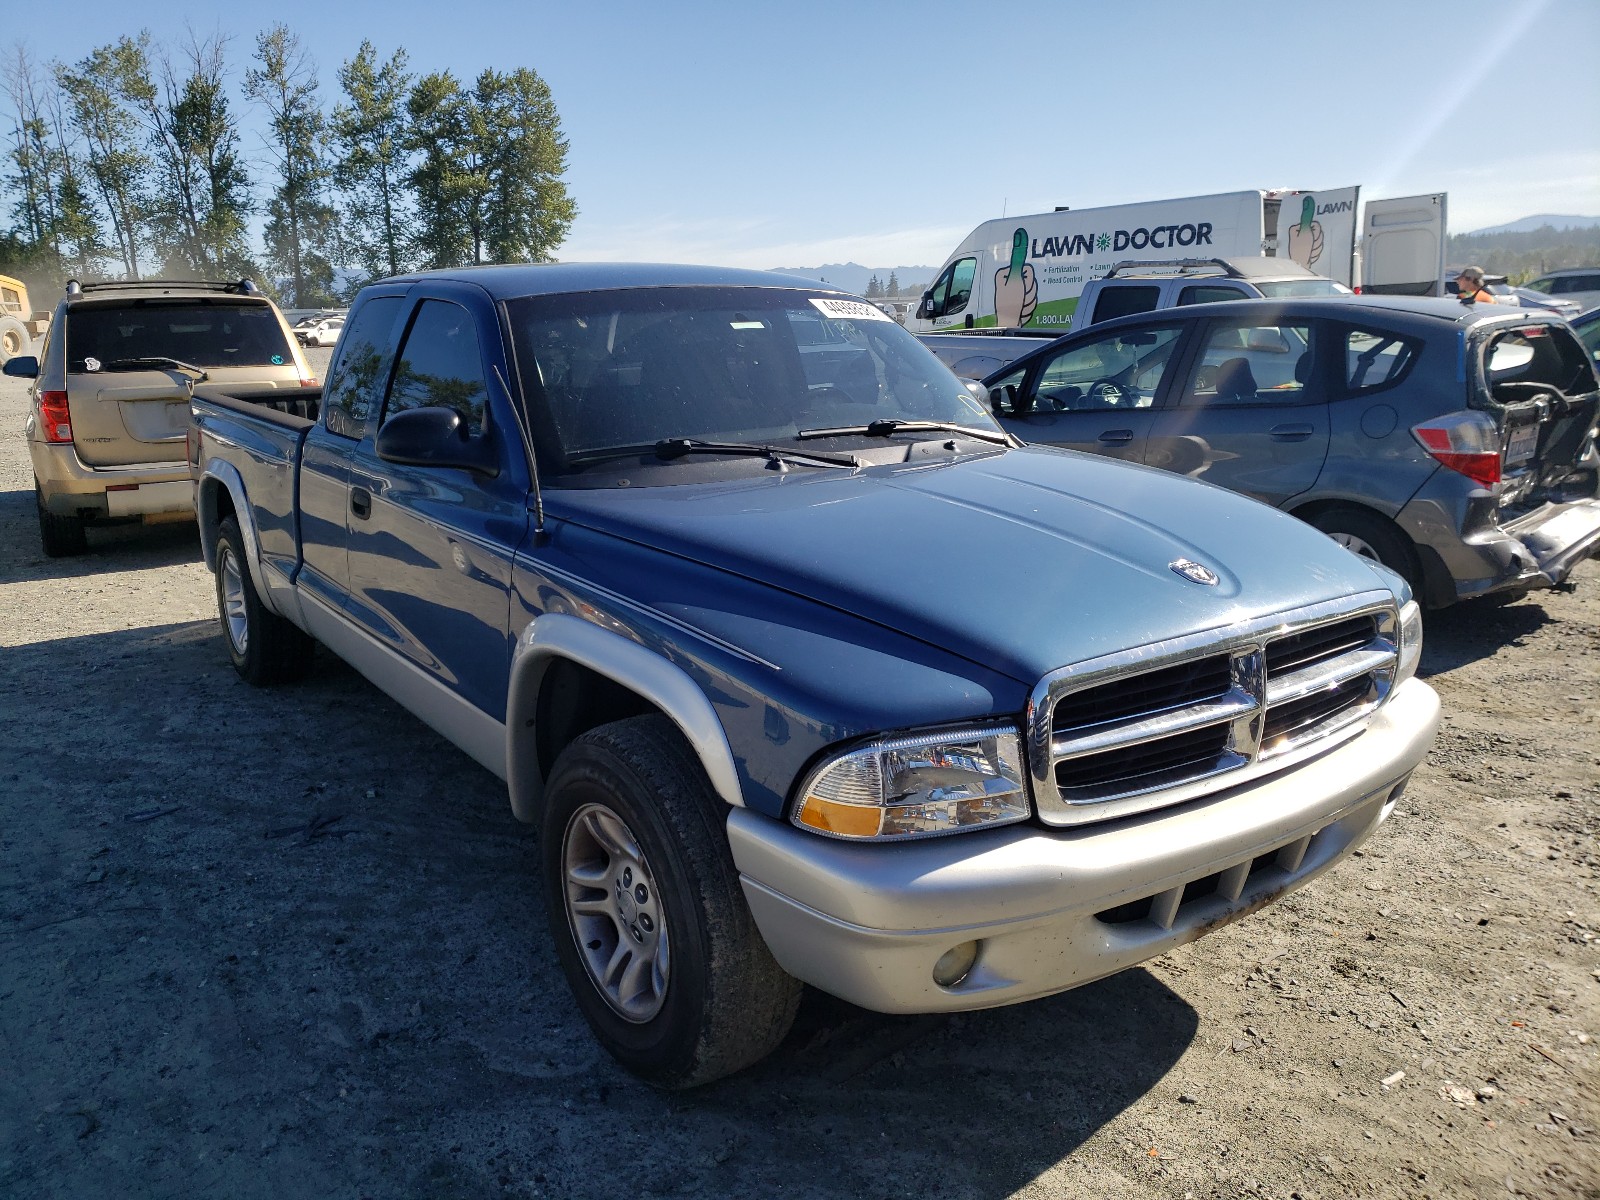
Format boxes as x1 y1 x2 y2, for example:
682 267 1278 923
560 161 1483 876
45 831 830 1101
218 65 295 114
918 294 934 319
375 406 499 476
3 355 38 378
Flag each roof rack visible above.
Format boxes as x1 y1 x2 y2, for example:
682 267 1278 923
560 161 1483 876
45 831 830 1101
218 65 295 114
1102 258 1245 280
64 278 260 296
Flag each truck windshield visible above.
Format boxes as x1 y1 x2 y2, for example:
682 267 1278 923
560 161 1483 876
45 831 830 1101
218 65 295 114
507 287 999 476
67 300 294 371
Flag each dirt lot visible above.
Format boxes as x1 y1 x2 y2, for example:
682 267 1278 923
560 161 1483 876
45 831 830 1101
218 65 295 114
0 353 1596 1199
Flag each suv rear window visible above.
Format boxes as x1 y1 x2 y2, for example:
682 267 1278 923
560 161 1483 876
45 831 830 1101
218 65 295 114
1255 279 1348 298
67 301 293 371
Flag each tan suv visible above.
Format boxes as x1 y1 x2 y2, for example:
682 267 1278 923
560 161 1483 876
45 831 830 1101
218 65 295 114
5 278 314 556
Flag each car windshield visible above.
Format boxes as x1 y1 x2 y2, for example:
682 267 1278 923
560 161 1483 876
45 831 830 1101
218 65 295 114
68 301 293 371
1255 279 1350 298
507 287 999 478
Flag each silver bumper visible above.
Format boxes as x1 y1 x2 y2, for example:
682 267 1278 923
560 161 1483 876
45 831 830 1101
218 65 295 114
729 678 1440 1015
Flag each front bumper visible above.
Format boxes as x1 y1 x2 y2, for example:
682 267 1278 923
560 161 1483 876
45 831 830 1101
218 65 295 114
30 438 193 520
729 677 1439 1015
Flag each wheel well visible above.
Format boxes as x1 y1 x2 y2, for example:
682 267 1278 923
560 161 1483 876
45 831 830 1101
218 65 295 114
535 658 660 784
1287 499 1439 600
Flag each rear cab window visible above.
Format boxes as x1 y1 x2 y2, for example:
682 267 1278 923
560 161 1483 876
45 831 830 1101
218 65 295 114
322 296 403 439
66 300 295 371
1091 285 1161 324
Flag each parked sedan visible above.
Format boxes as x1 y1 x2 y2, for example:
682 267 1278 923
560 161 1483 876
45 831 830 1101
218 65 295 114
979 296 1600 608
294 315 344 347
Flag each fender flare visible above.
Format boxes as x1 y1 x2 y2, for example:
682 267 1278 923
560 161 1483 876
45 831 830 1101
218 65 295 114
195 460 279 617
505 612 744 822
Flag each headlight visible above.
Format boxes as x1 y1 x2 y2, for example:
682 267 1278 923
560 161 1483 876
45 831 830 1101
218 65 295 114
792 726 1030 841
1394 600 1423 687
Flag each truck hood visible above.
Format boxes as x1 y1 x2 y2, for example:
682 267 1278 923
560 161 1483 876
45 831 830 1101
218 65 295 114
549 447 1395 685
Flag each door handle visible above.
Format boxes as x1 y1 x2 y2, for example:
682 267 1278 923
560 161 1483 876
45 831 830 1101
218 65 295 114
1098 429 1135 444
350 487 372 520
1269 423 1315 441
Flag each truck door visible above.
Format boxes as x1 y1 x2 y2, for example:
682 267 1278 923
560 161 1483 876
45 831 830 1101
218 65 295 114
989 322 1187 462
921 256 979 329
1143 315 1330 506
1362 193 1447 297
343 289 529 723
298 294 405 617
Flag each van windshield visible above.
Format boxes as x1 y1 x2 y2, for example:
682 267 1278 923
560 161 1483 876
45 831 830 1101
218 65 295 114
508 287 999 477
67 300 293 370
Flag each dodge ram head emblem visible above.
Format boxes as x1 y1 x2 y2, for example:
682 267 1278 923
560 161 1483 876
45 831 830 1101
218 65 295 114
1169 558 1219 586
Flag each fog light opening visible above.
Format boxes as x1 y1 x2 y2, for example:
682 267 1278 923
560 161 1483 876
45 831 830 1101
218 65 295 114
932 940 980 988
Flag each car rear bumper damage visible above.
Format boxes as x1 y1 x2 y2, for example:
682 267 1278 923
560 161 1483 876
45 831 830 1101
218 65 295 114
728 678 1440 1015
1399 486 1600 603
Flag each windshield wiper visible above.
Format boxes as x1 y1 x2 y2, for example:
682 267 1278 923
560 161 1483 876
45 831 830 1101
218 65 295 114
796 419 1012 446
562 438 859 471
653 438 859 468
103 356 210 382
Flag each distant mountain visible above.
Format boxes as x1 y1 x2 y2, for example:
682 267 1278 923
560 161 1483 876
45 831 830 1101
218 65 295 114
1461 214 1600 236
769 263 936 296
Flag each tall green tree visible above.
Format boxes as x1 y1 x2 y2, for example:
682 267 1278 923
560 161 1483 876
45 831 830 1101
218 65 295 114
245 24 336 305
4 46 62 265
886 271 900 298
332 41 414 284
406 65 574 268
123 32 254 276
56 38 151 279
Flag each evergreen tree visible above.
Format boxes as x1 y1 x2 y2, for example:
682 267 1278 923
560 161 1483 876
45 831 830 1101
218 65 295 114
865 274 882 298
886 271 899 298
332 40 414 285
57 39 150 279
246 25 336 305
406 65 574 268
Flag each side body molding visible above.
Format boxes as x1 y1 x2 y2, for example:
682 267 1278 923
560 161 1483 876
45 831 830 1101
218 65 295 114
505 612 745 822
195 459 279 617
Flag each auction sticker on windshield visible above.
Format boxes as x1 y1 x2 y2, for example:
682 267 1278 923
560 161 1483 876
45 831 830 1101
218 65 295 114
810 297 892 322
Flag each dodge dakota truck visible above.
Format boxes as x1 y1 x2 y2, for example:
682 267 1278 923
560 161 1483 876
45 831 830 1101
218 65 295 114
189 264 1440 1087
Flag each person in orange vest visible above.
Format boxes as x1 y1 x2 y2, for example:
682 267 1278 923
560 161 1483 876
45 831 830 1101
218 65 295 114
1456 265 1500 304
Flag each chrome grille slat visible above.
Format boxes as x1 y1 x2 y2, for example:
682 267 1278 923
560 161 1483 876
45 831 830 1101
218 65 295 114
1028 595 1399 827
1051 690 1258 760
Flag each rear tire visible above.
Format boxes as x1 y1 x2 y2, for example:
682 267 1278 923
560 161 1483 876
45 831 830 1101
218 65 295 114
35 479 87 558
541 714 801 1088
214 516 314 685
1309 507 1419 593
0 315 30 364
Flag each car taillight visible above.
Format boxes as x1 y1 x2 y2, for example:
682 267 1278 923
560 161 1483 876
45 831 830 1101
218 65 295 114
1412 411 1501 488
301 377 318 386
39 390 72 443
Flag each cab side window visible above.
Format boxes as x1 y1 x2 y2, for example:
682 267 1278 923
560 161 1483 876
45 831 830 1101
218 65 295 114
1178 285 1248 306
322 296 402 439
382 300 490 436
927 257 977 319
1183 321 1315 405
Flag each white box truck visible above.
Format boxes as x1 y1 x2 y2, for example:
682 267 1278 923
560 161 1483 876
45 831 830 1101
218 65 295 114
908 188 1447 333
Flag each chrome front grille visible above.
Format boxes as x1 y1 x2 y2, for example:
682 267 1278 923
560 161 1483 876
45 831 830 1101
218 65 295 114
1028 596 1399 826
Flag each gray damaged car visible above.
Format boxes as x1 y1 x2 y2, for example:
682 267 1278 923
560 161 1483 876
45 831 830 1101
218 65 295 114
980 295 1600 608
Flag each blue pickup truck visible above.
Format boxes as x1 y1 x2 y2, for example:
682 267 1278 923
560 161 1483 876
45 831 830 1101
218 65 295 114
189 264 1441 1087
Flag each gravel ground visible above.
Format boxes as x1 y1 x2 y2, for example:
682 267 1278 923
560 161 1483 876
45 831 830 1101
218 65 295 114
0 351 1596 1199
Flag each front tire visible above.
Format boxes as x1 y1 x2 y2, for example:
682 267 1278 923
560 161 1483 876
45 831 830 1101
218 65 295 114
214 516 314 685
541 715 801 1088
36 479 87 558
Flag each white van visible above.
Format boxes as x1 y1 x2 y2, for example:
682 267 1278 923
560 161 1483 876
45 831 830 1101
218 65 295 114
909 188 1447 333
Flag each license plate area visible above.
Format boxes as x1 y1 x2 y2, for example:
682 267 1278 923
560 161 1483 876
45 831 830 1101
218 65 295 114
1504 422 1539 468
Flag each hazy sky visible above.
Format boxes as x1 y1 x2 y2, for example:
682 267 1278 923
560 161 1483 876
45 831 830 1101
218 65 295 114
15 0 1600 270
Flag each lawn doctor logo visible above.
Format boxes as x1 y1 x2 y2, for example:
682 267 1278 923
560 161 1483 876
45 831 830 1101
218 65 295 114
1030 221 1216 260
1169 558 1219 586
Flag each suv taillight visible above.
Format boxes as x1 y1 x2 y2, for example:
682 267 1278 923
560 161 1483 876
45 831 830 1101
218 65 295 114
1412 411 1501 487
39 390 72 443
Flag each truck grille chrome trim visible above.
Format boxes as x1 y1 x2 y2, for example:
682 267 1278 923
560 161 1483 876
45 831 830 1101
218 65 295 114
1027 594 1398 826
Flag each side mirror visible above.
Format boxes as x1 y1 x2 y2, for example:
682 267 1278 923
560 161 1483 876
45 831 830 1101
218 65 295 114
989 383 1020 415
918 295 934 319
375 406 499 476
3 355 38 378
